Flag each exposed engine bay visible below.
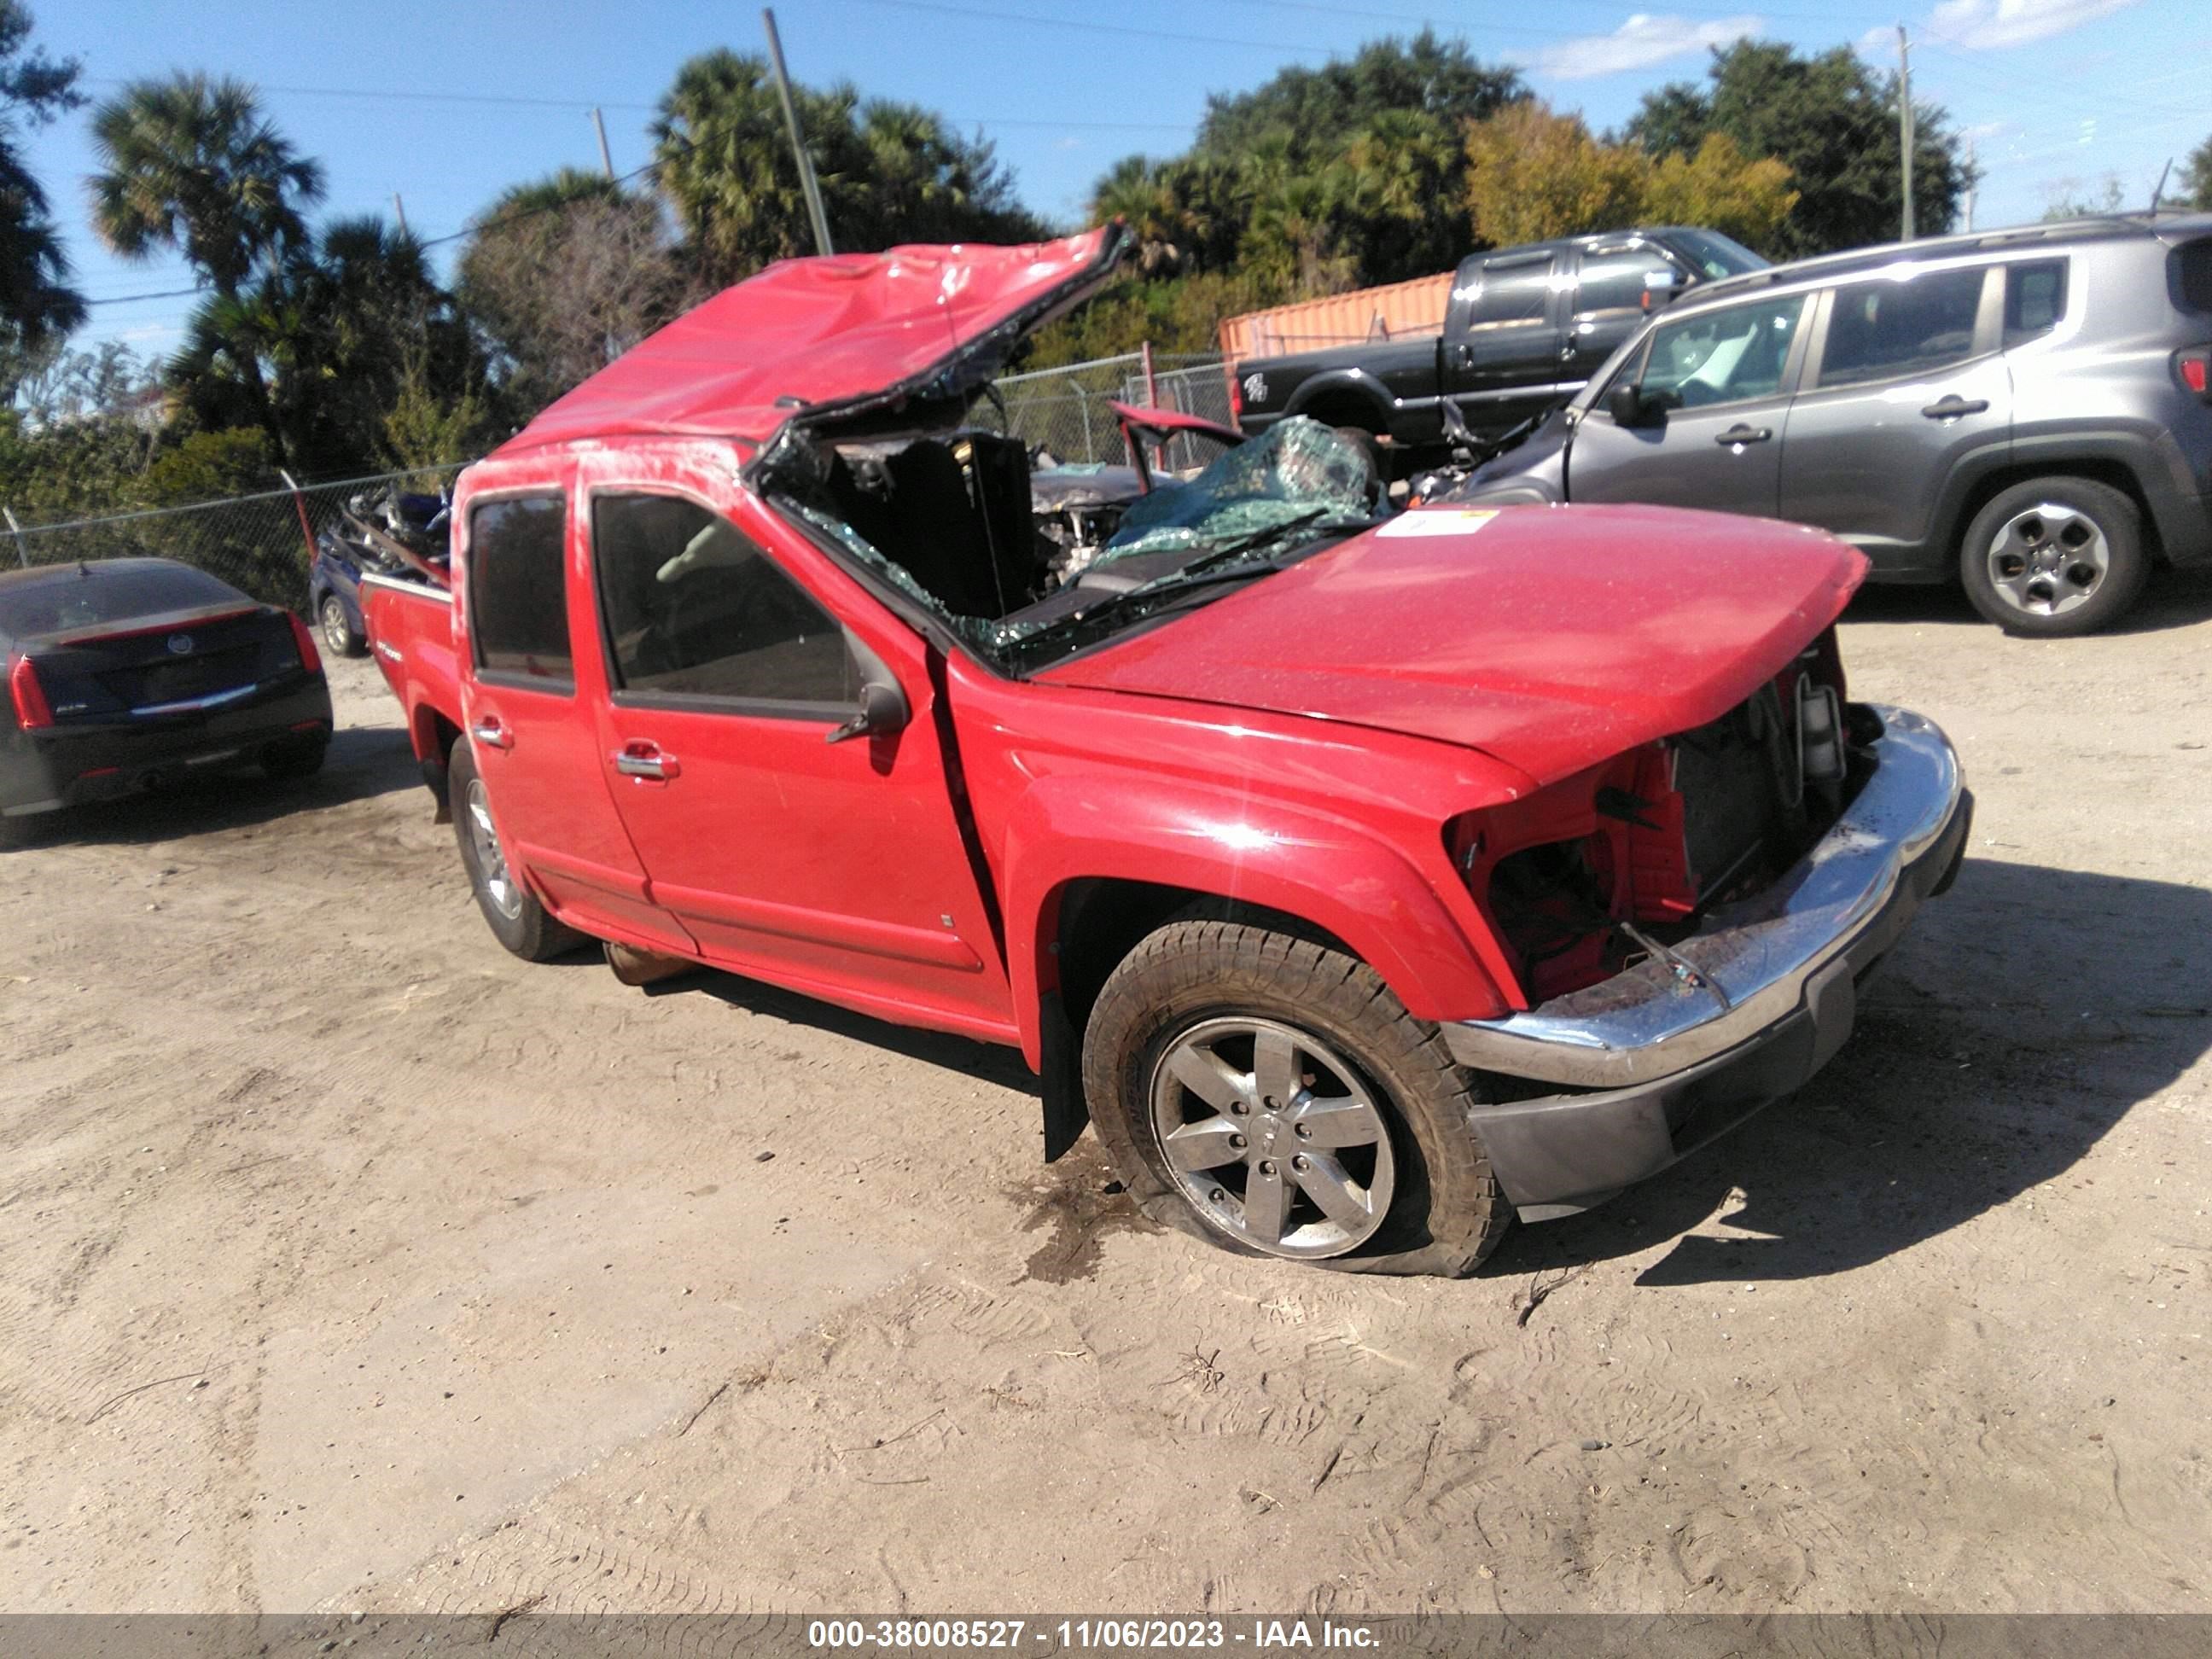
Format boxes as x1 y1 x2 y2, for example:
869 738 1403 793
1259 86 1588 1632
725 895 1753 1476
1452 634 1860 1006
769 416 1379 665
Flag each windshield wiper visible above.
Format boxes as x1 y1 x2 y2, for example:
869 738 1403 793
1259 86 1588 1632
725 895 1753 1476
1001 508 1368 667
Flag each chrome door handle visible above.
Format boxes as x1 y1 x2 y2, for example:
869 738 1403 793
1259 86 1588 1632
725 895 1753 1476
1714 425 1772 446
470 719 511 750
1921 396 1989 419
613 744 677 780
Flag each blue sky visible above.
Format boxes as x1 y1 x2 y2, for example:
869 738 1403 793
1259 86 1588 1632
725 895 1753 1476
25 0 2208 361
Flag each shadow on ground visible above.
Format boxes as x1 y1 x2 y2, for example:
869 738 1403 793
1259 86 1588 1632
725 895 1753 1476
1486 857 2212 1285
5 723 421 850
1846 566 2212 637
644 965 1043 1097
571 856 2212 1287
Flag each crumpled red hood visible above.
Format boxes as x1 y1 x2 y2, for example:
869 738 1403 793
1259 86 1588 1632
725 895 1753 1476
1039 504 1867 787
495 226 1126 456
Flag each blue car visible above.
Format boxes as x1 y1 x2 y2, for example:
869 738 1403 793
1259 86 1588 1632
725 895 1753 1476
307 489 450 658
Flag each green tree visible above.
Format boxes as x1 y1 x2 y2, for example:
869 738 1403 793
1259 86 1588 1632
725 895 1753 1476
1640 134 1798 250
2174 135 2212 211
0 1 85 373
651 49 1043 288
457 170 693 418
87 73 325 460
1463 103 1796 256
1193 30 1522 160
1625 40 1969 259
1464 103 1649 249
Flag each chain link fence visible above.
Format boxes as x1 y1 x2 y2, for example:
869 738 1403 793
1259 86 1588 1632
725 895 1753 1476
3 464 466 613
988 352 1233 471
2 350 1240 607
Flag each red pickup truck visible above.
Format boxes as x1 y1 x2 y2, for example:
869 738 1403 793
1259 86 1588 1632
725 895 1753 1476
366 226 1970 1277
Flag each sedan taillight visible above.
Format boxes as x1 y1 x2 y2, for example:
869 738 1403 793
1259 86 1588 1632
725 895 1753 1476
9 652 54 729
288 610 323 675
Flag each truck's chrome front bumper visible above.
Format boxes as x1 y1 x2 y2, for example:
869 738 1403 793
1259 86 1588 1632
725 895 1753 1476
1440 705 1970 1220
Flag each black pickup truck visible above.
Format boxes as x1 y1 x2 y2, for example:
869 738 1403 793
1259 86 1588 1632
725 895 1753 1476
1232 226 1767 459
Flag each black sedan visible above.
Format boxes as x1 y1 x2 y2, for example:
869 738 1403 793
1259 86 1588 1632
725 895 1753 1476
3 558 333 838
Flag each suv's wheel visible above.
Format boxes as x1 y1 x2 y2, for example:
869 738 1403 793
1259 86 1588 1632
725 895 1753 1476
1082 915 1511 1277
447 738 585 962
319 593 367 657
1960 477 2147 637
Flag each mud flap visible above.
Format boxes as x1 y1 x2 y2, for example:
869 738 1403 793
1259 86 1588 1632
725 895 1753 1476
422 756 451 824
1039 992 1089 1161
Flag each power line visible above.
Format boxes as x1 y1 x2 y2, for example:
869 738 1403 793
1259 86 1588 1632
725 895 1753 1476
83 286 207 307
835 0 1753 49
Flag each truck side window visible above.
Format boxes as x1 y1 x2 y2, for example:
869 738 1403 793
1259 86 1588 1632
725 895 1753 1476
2004 259 2068 347
469 495 572 689
1575 247 1678 320
592 493 858 707
1464 256 1554 330
1817 266 1985 387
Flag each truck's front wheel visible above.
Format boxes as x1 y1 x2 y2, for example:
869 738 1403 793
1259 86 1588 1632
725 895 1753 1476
1082 915 1511 1277
448 740 585 962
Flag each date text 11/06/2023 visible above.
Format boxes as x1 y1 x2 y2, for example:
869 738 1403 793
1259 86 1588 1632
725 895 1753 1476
806 1620 1382 1650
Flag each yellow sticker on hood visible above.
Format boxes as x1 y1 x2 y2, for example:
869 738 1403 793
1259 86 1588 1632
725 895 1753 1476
1375 508 1499 538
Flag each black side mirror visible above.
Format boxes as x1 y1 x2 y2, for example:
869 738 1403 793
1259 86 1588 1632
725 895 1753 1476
1607 382 1652 427
825 678 910 745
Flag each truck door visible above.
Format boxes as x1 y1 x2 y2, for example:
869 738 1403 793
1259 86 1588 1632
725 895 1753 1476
1441 250 1567 437
1778 263 2011 574
457 479 693 953
579 475 1015 1041
1565 290 1811 517
1562 241 1685 394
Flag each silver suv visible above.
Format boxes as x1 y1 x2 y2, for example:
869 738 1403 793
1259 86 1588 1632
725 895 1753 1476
1448 215 2212 636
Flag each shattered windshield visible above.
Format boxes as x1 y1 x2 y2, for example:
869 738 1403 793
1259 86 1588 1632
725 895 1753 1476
773 416 1380 675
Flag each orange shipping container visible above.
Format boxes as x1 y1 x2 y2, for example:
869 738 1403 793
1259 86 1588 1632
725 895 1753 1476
1218 271 1456 376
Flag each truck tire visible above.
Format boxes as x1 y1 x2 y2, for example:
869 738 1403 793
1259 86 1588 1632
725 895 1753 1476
447 739 585 962
1959 476 2148 637
319 593 367 658
1082 915 1511 1277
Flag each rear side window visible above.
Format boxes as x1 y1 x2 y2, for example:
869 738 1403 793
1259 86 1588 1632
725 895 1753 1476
592 493 856 708
2005 259 2069 346
2174 240 2212 313
1465 256 1554 329
1818 266 1986 387
469 495 572 688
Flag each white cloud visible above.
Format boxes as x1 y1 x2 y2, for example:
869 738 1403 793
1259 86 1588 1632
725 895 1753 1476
1922 0 2137 49
1530 13 1764 81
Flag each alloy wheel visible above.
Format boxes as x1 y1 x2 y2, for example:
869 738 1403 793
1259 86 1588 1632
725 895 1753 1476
1149 1016 1395 1260
322 597 350 655
463 777 523 920
1986 503 2108 620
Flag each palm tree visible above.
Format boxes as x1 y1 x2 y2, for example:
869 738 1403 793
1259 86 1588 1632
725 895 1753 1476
653 49 832 282
86 73 323 460
0 148 83 355
87 74 323 296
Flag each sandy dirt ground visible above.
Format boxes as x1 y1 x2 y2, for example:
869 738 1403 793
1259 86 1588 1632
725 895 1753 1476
3 575 2210 1619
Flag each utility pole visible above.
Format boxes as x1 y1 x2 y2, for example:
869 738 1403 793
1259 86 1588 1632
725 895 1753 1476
1897 25 1916 242
392 193 410 236
1963 137 1976 232
763 7 834 256
591 107 616 181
